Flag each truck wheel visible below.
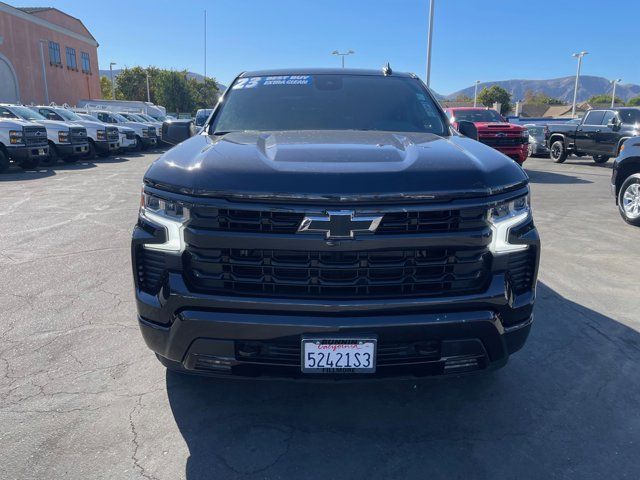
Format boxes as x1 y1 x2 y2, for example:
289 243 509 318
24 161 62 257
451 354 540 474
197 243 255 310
550 140 567 163
40 143 59 167
86 140 97 160
135 136 143 152
593 155 610 164
19 156 40 170
0 149 9 173
527 144 534 157
618 174 640 227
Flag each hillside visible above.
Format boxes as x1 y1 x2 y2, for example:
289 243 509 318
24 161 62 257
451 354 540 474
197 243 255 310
446 76 640 103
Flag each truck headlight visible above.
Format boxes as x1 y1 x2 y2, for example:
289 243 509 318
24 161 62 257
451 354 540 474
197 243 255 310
9 130 24 145
488 195 531 253
139 191 189 252
96 129 106 141
58 131 70 143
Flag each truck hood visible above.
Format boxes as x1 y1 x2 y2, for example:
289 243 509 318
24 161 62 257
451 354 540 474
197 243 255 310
0 118 36 129
35 119 83 130
473 122 524 132
145 130 528 201
74 120 106 130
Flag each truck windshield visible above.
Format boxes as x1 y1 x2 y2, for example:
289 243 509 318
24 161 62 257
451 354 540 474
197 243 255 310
112 113 129 123
11 106 47 121
526 126 543 135
618 109 640 124
213 74 447 135
453 109 504 123
56 109 83 122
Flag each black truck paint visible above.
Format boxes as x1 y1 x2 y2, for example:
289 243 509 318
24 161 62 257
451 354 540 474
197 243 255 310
546 107 640 164
133 68 540 379
612 136 640 226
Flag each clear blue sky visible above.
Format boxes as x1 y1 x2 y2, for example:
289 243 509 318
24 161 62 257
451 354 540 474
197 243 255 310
16 0 640 94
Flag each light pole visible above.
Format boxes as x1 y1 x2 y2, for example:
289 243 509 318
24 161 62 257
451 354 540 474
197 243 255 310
611 78 622 108
109 61 117 99
425 0 435 87
571 51 588 118
331 50 354 68
146 71 151 103
38 40 49 104
473 80 480 107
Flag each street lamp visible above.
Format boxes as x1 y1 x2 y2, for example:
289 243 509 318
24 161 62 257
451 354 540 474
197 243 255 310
425 0 435 87
473 80 480 107
146 71 151 103
611 78 622 108
109 61 117 99
331 50 354 68
571 51 588 118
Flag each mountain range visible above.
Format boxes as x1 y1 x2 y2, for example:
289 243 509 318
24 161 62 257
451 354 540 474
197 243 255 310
444 76 640 103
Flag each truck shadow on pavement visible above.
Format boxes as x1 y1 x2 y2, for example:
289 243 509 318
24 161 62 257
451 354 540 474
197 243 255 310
525 169 592 185
166 282 640 480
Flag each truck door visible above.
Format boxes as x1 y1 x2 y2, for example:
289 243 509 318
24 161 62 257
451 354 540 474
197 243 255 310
575 110 604 154
594 110 620 156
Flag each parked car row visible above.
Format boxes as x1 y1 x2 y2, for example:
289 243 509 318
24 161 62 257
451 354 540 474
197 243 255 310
0 103 163 173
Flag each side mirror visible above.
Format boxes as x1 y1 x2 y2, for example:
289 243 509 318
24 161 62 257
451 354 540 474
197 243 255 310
608 118 620 129
457 120 478 141
162 119 193 145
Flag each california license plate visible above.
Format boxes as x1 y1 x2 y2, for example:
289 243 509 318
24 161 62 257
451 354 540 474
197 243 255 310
301 336 377 374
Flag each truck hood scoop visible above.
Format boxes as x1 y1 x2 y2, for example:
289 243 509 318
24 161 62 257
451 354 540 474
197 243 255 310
145 130 528 201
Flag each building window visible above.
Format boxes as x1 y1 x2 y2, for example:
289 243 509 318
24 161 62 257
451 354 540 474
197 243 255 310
48 41 61 65
81 52 91 73
66 47 77 69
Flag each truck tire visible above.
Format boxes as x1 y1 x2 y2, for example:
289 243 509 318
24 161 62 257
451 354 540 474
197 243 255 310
618 174 640 227
550 140 567 163
593 155 610 164
86 139 97 160
0 149 9 173
19 156 40 170
40 142 59 167
135 136 143 152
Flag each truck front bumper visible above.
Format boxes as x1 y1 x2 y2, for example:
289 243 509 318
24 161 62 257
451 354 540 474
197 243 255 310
141 137 157 147
7 144 49 161
95 140 120 153
134 252 539 380
57 142 89 157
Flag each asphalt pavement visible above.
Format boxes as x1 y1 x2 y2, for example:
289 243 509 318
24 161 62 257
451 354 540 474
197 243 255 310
1 152 639 479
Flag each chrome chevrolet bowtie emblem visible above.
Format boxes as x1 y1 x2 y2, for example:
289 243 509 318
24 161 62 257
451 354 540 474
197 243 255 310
297 210 383 239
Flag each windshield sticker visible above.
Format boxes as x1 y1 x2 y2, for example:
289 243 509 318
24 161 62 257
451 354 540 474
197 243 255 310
232 75 312 89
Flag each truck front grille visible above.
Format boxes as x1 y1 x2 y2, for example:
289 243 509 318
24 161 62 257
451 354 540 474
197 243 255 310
479 136 527 147
184 246 490 299
24 126 48 147
106 127 119 141
69 127 88 145
188 206 487 235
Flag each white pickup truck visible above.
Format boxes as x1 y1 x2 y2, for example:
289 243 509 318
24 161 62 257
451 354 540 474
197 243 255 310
76 113 137 153
0 117 49 172
32 106 120 159
0 104 88 166
87 110 157 151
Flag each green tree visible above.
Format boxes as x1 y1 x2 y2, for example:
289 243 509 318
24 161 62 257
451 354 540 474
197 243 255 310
523 89 564 105
454 94 472 102
114 66 149 101
627 97 640 106
100 76 113 99
587 94 623 105
188 77 221 110
477 85 512 114
156 70 194 115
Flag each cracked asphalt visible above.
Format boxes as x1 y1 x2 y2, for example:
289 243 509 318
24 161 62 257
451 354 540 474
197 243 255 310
1 151 639 479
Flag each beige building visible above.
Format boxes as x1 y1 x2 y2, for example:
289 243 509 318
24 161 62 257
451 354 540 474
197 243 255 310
0 2 100 104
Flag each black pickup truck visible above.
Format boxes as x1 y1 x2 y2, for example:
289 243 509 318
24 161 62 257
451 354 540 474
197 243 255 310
136 68 540 380
546 107 640 164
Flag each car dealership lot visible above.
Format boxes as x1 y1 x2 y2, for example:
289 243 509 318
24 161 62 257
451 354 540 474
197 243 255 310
1 154 639 479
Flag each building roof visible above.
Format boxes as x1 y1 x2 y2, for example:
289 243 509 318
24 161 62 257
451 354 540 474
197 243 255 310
17 6 52 13
240 68 416 78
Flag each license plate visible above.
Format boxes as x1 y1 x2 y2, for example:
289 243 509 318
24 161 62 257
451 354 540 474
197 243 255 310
38 148 45 155
301 336 376 374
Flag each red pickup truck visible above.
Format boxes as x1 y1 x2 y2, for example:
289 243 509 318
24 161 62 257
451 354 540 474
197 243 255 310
444 107 529 164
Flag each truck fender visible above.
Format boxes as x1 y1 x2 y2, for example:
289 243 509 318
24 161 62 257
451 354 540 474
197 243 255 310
548 134 566 148
616 138 630 157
